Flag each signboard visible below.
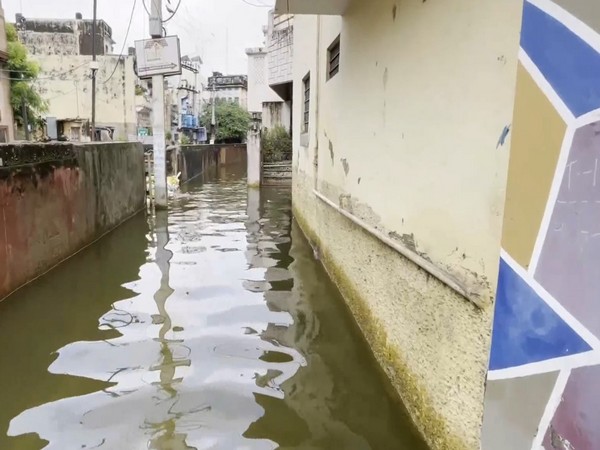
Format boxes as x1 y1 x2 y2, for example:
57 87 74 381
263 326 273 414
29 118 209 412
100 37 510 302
138 127 149 137
135 36 182 78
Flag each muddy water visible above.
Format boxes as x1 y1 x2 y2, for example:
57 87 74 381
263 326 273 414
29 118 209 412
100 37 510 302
0 166 428 450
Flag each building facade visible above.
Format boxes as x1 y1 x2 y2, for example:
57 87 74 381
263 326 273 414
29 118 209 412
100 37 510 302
0 0 13 142
207 72 248 110
15 13 114 56
281 0 522 449
15 14 135 141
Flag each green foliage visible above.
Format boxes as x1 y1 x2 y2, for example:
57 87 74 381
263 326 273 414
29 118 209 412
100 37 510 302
135 84 146 96
201 101 250 143
165 130 172 142
6 24 47 126
180 134 191 145
262 126 292 162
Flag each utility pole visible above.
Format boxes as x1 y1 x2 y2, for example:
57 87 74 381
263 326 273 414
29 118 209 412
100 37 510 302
210 81 216 144
91 0 97 141
150 0 168 208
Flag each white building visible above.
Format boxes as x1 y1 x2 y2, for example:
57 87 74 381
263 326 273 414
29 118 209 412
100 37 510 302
280 0 522 449
207 72 248 110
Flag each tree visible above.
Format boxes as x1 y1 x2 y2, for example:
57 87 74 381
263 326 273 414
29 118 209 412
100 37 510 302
6 24 47 127
201 100 251 143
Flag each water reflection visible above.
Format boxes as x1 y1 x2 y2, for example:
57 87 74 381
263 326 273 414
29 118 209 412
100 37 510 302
1 167 428 450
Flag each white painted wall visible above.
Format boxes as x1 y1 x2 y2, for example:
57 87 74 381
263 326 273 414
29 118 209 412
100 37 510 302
267 12 294 86
246 48 282 113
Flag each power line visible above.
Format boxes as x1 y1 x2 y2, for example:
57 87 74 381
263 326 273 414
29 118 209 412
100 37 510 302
102 0 138 84
162 0 183 23
5 62 89 79
241 0 272 7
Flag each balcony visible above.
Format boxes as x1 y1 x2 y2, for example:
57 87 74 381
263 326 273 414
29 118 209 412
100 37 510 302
274 0 350 15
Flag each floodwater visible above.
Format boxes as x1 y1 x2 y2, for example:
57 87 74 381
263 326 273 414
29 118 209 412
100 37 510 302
0 165 428 450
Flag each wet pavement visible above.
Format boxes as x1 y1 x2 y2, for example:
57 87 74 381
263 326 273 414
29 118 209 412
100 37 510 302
0 165 428 450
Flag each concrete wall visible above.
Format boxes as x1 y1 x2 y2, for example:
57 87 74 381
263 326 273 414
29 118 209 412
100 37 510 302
481 1 600 449
0 142 145 302
246 48 283 113
178 143 247 184
0 0 13 142
262 101 291 133
290 1 522 449
31 54 137 141
267 11 294 86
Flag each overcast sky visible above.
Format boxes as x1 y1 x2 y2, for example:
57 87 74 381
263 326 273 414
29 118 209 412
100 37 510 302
5 0 275 77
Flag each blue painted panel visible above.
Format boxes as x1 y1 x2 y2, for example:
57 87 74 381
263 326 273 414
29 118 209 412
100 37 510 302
521 1 600 117
489 258 592 371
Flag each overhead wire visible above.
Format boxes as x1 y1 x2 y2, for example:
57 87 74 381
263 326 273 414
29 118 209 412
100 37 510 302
162 0 183 23
102 0 138 84
3 62 89 81
241 0 272 7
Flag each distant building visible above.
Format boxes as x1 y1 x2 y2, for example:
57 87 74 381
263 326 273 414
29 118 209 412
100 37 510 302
15 12 114 56
14 13 135 141
0 0 13 142
246 11 293 133
207 72 248 110
176 55 203 143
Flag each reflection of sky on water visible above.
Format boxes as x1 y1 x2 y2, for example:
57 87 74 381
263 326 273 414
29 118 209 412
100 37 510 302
8 181 304 450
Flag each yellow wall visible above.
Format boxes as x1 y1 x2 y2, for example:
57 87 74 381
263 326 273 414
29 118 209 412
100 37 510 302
291 0 523 448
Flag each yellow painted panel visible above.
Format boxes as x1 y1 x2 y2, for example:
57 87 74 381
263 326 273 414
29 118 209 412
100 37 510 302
502 63 567 269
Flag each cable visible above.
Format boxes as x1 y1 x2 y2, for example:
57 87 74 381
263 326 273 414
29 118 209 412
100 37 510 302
162 0 182 23
241 0 272 7
102 0 137 84
4 62 89 80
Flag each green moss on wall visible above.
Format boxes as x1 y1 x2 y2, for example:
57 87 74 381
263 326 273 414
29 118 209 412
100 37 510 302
293 204 470 450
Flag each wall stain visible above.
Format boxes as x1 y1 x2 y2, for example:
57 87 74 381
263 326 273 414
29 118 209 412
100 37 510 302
329 139 335 164
389 231 417 253
392 4 398 21
496 125 511 149
341 158 350 176
358 177 362 185
383 68 389 90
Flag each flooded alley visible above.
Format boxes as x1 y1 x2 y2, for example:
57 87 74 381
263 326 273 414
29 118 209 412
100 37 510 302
0 165 427 450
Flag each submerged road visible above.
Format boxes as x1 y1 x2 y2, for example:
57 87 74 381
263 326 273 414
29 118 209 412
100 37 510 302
0 165 428 450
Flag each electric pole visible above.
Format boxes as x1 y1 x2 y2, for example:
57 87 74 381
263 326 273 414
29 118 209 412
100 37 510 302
210 81 216 144
150 0 168 209
91 0 97 141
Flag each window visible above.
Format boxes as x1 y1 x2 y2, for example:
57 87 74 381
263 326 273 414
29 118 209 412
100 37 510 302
0 127 7 143
327 35 341 80
235 97 239 105
303 73 310 133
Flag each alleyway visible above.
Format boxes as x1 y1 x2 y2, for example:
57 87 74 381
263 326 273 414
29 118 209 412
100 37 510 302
0 164 427 450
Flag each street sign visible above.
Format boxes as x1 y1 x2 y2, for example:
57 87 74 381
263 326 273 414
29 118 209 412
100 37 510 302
134 36 182 78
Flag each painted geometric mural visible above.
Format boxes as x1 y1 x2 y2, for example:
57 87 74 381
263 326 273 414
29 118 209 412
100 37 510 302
482 0 600 449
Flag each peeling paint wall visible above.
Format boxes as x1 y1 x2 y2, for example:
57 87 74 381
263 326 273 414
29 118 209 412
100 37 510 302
0 142 145 302
290 0 522 449
31 54 137 141
482 1 600 449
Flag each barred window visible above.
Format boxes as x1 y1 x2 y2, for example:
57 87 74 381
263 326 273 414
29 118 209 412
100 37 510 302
327 35 341 80
303 73 310 132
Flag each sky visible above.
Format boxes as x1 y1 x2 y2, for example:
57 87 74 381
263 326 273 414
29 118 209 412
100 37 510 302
5 0 275 77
